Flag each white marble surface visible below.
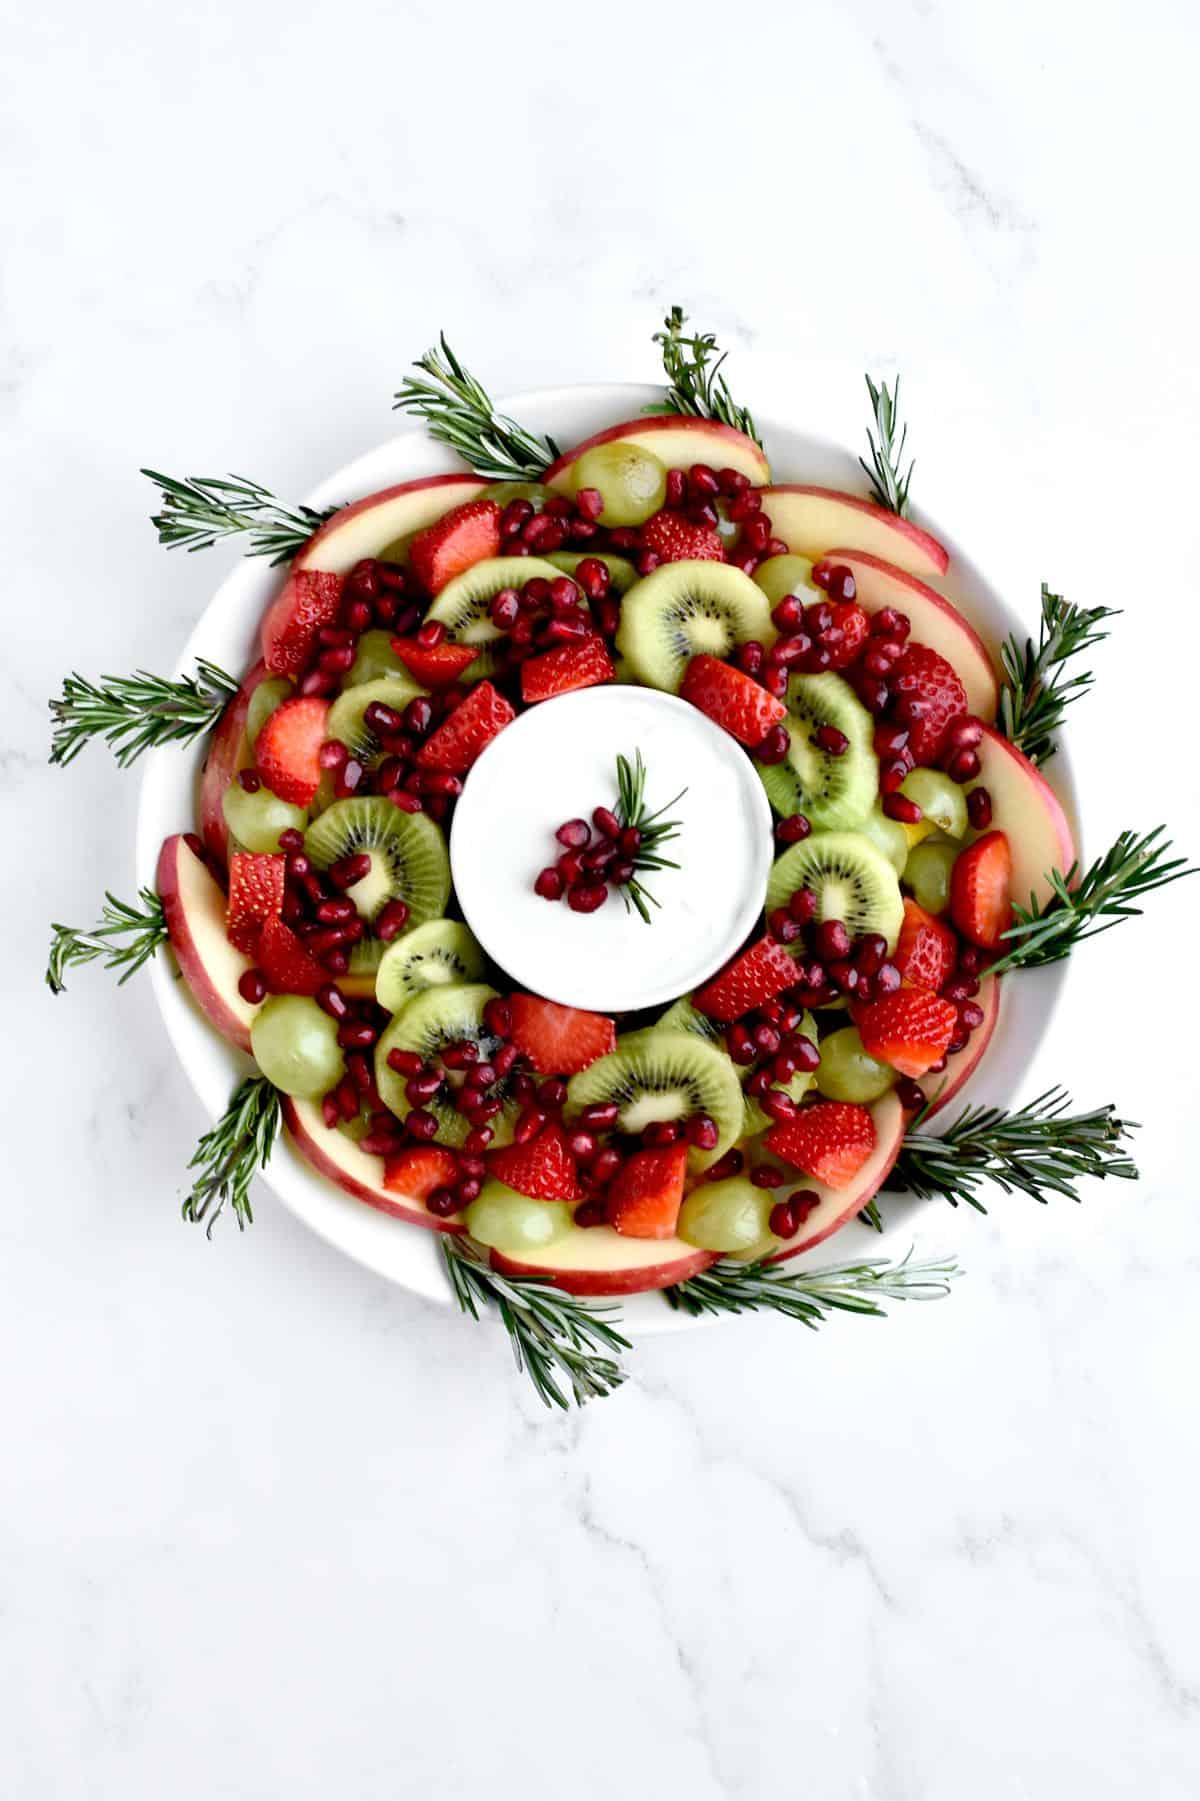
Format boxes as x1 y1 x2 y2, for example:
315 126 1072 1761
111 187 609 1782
7 1 1200 1794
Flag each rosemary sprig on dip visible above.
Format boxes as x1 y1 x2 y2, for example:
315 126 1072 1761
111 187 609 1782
998 585 1120 766
860 374 914 516
49 660 239 768
45 890 167 994
645 305 763 446
392 335 560 481
143 470 337 563
613 749 686 923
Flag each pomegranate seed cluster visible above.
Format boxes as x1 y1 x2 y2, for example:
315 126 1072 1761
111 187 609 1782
535 808 642 913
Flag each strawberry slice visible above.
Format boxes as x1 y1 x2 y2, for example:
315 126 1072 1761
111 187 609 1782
255 915 326 996
390 638 479 687
640 511 725 563
226 852 285 954
608 1144 688 1240
693 936 799 1023
950 830 1013 949
415 680 515 773
893 898 957 993
409 499 502 595
261 570 344 678
764 1101 876 1188
383 1145 460 1198
508 994 616 1075
855 989 958 1078
488 1122 580 1201
254 695 330 805
521 634 615 704
890 644 968 764
822 600 869 670
680 654 787 747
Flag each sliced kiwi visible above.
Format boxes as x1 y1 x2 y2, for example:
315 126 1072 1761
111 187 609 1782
565 1026 743 1170
756 673 877 829
375 919 485 1015
374 982 517 1148
304 798 450 978
654 997 723 1041
343 630 419 689
616 561 775 692
766 830 904 951
326 676 427 765
424 555 564 681
547 550 639 596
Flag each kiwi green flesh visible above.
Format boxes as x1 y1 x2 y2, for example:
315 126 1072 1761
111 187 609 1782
654 998 722 1042
374 982 516 1148
304 798 451 977
342 631 420 689
326 676 427 765
756 672 877 830
425 556 565 680
767 830 904 952
375 919 485 1015
547 551 639 596
615 561 775 692
565 1026 743 1171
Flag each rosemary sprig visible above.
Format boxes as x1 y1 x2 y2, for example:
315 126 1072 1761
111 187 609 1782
614 749 687 924
49 659 239 769
46 890 167 994
644 305 763 446
989 826 1196 974
894 1087 1139 1213
998 585 1119 766
392 335 560 480
664 1248 961 1322
143 470 337 563
183 1077 280 1236
859 374 914 516
442 1240 630 1409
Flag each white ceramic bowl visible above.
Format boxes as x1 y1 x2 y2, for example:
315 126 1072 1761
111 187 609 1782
136 383 1078 1332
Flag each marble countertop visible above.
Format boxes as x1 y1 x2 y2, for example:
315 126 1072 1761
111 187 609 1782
7 1 1200 1794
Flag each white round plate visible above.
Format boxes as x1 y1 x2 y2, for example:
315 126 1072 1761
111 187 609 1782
136 383 1078 1332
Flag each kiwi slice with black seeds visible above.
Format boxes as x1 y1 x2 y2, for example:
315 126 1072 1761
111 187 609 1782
374 982 518 1148
304 798 450 978
756 673 877 830
547 550 639 596
654 997 723 1041
424 555 565 681
326 676 427 766
375 919 485 1015
565 1025 743 1170
766 829 904 951
615 561 775 692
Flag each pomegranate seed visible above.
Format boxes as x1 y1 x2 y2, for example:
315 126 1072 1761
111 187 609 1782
816 918 851 960
791 1189 822 1224
471 1062 497 1088
440 1042 478 1075
947 715 984 751
556 818 591 850
750 1162 786 1189
386 1048 423 1077
775 814 812 846
827 565 856 603
871 608 910 639
376 899 411 942
238 768 261 793
636 551 661 576
238 968 267 1004
877 755 908 795
755 724 791 765
330 852 372 889
688 462 719 496
726 1024 756 1065
592 805 621 840
314 897 356 924
769 1200 799 1238
338 1021 378 1050
728 488 762 521
883 793 923 824
334 758 364 798
514 1107 546 1145
959 1001 986 1032
405 1072 443 1106
364 701 404 737
769 908 803 943
894 1077 926 1112
470 1096 503 1123
388 791 423 814
966 786 993 829
345 1052 372 1094
678 1113 716 1153
948 748 981 784
607 858 633 886
643 1121 680 1147
403 697 434 738
318 645 355 674
768 635 807 669
856 933 888 975
405 1109 438 1141
463 1127 494 1155
481 997 511 1040
278 828 305 852
814 724 849 756
583 841 617 875
772 595 806 632
489 588 520 631
501 499 534 537
321 1092 341 1130
762 664 789 699
874 722 911 757
567 882 608 913
314 983 349 1021
416 620 446 650
761 1089 798 1125
743 515 770 552
535 866 564 901
789 886 817 925
875 962 901 995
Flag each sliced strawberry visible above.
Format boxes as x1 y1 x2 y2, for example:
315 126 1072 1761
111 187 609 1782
764 1101 876 1189
893 897 957 993
823 601 869 670
415 680 515 773
890 644 968 764
255 915 326 996
640 510 725 563
226 852 285 954
261 570 344 678
390 637 479 687
608 1144 688 1240
254 695 330 805
508 994 616 1075
693 936 799 1023
856 990 958 1078
521 634 615 704
409 499 502 595
950 830 1013 949
680 653 787 747
383 1145 460 1198
488 1122 580 1201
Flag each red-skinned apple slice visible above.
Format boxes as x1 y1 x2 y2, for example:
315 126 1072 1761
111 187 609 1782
199 658 270 864
156 834 258 1052
491 1230 716 1297
827 549 998 720
924 977 1000 1119
543 415 769 490
765 1091 906 1263
293 474 488 575
971 727 1076 910
280 1099 467 1235
761 487 949 578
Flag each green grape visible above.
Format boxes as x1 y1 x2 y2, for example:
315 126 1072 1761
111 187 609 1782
250 996 345 1098
752 554 816 607
858 806 910 876
466 1182 573 1255
814 1026 896 1103
570 442 667 527
480 481 553 509
246 677 293 747
904 839 959 915
900 767 968 839
222 781 308 854
678 1177 773 1253
343 629 413 688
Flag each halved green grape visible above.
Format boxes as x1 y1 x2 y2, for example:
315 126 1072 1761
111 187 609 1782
480 481 553 509
221 781 308 854
246 677 293 747
250 996 345 1098
678 1176 773 1254
904 838 959 915
752 554 817 608
814 1026 897 1103
858 806 910 876
900 767 968 839
466 1182 573 1255
343 630 417 689
569 442 667 527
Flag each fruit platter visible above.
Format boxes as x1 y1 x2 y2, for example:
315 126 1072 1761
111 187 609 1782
48 313 1192 1406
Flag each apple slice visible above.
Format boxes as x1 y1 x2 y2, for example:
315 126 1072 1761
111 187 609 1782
972 727 1076 910
280 1099 467 1234
543 415 769 490
199 658 270 864
491 1229 716 1297
761 487 949 579
157 834 258 1052
925 977 1000 1119
765 1091 906 1263
294 474 488 575
827 549 998 721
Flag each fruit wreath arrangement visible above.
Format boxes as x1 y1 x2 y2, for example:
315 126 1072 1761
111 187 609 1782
47 310 1194 1407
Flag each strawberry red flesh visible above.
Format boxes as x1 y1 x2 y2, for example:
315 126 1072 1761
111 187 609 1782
521 635 615 704
488 1121 580 1201
950 830 1013 949
891 644 968 764
383 1145 460 1199
254 695 330 805
226 852 286 954
409 500 502 596
607 1144 688 1239
893 898 957 993
390 638 479 687
508 994 616 1075
693 936 799 1023
415 680 515 773
255 915 326 996
261 570 344 678
764 1101 876 1189
855 989 958 1078
680 653 787 747
640 511 725 564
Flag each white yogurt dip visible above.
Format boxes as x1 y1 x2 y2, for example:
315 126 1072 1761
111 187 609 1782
450 686 773 1013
